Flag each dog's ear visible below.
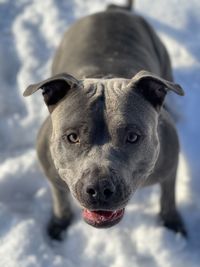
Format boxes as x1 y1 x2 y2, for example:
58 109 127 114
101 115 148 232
23 73 79 112
129 70 184 111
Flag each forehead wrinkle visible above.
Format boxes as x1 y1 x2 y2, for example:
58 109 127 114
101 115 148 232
82 78 130 92
81 78 130 112
104 87 124 118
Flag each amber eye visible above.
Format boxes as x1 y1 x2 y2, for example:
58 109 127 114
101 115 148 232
63 133 80 144
126 132 140 144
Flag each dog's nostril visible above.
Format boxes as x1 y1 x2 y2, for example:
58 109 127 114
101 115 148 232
86 187 97 198
103 188 114 199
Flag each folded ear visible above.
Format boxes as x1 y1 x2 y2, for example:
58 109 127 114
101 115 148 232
23 73 79 112
129 70 184 111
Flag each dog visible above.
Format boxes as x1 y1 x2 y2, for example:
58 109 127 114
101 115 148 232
23 0 187 240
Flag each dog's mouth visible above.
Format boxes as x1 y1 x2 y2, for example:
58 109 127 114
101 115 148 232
82 208 125 228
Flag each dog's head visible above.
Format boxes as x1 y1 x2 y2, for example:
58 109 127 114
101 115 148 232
24 70 184 228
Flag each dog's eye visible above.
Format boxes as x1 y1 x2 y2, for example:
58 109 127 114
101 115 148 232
126 132 140 144
63 133 80 144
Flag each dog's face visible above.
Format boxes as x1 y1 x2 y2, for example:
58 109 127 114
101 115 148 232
24 71 184 228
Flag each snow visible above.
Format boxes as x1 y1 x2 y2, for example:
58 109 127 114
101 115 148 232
0 0 200 266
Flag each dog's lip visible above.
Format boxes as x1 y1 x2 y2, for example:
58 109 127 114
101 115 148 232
82 208 125 228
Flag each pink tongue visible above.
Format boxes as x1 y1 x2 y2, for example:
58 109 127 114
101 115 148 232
83 209 123 223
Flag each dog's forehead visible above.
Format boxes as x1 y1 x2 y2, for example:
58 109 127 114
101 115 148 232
80 77 157 126
51 77 156 134
81 78 144 112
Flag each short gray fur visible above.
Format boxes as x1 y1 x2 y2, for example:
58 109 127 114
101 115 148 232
24 0 187 240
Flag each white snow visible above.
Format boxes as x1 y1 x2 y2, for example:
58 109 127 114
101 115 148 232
0 0 200 266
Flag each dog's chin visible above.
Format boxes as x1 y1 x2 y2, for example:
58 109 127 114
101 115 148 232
82 208 125 228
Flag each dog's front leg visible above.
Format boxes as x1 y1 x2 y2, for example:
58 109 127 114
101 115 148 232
47 184 73 240
159 171 187 237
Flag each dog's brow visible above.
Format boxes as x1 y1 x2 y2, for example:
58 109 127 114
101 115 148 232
62 121 88 131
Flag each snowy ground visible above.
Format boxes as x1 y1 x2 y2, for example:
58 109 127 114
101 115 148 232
0 0 200 266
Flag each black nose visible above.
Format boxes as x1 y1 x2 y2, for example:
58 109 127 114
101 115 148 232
85 178 116 202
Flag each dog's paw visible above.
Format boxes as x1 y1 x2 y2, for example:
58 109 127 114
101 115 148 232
47 215 73 241
158 211 188 238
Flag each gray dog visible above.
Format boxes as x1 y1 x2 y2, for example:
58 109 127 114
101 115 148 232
24 0 187 240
